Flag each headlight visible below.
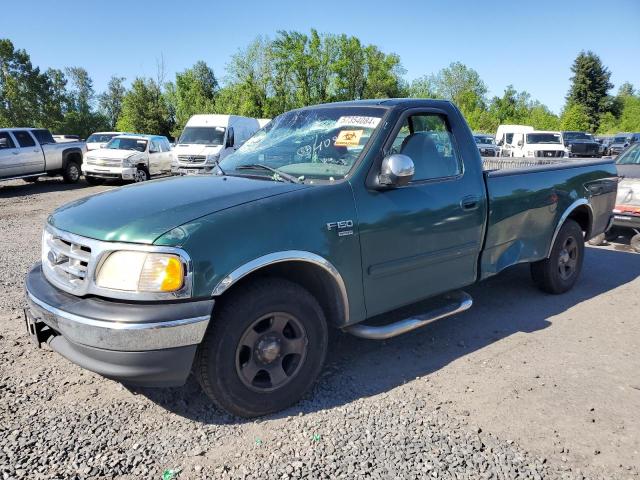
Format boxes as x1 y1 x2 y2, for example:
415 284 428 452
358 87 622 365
204 154 220 165
122 155 136 167
96 251 185 292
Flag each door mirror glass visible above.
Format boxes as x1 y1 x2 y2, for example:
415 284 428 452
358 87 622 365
378 154 414 188
517 140 524 147
226 127 235 148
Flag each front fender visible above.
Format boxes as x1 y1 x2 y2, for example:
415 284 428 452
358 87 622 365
155 181 368 325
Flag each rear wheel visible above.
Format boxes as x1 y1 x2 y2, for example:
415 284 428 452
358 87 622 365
195 278 328 418
62 161 81 183
531 219 584 294
85 176 105 186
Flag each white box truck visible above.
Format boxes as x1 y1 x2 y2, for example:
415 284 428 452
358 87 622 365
172 115 260 175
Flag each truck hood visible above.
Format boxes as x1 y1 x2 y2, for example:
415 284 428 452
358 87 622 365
49 176 308 244
87 148 142 160
173 144 223 157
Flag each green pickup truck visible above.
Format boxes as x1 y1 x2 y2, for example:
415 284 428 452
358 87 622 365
25 99 618 417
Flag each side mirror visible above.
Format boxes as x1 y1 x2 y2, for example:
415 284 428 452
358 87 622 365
226 128 235 148
378 154 414 188
517 140 523 147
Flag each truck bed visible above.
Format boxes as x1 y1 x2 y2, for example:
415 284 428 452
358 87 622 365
479 157 617 279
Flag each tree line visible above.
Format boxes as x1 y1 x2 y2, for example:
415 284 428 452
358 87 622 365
1 33 638 139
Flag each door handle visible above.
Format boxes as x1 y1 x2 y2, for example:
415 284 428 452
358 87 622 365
461 195 480 211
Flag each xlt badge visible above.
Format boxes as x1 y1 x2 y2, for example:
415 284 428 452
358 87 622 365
327 220 354 237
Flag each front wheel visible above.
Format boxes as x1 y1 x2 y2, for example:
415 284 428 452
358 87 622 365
195 278 328 418
62 161 81 183
531 219 584 294
134 166 149 182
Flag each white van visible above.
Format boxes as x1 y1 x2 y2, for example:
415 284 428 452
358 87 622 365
495 125 534 156
172 115 260 175
510 131 568 158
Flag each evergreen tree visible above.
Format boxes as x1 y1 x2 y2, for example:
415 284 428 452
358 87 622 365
565 51 612 131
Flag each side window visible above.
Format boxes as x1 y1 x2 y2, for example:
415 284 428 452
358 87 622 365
0 132 16 149
388 113 461 181
150 140 160 153
13 130 36 148
160 139 170 152
32 129 54 144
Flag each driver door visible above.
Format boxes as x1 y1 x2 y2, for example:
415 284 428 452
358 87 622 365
355 110 486 316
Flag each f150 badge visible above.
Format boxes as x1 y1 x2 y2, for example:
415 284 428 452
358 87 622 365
327 220 354 237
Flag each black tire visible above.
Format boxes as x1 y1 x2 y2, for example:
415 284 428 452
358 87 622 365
531 219 584 294
195 278 328 418
62 161 81 183
631 233 640 253
134 166 149 182
85 176 105 186
23 176 39 183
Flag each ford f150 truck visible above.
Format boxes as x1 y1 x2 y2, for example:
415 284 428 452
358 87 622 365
24 99 617 417
0 128 86 183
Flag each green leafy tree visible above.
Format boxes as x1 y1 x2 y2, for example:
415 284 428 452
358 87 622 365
432 62 488 108
407 74 438 99
616 95 640 132
167 61 218 137
565 51 612 131
116 78 172 136
61 67 108 138
0 38 50 127
99 76 126 130
527 103 560 130
618 82 635 97
560 103 591 131
40 68 68 132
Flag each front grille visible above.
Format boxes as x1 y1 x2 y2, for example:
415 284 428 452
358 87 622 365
86 157 122 167
177 155 206 164
42 228 92 295
534 150 564 158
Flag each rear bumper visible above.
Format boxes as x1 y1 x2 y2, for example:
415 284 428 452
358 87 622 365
612 213 640 229
25 263 214 386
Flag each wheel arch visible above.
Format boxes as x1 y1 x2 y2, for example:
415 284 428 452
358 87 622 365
212 251 349 327
547 199 593 257
62 148 83 167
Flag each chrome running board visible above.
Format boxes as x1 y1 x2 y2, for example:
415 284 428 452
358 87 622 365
344 291 473 340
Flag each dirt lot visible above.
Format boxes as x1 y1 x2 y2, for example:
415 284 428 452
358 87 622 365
1 177 639 479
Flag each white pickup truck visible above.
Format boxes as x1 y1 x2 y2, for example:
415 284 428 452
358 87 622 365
0 128 86 183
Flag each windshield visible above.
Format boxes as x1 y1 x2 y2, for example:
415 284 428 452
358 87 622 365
613 136 630 143
474 136 495 145
564 132 593 141
526 133 561 144
178 126 225 145
220 107 385 181
616 144 640 165
105 137 147 152
87 133 118 143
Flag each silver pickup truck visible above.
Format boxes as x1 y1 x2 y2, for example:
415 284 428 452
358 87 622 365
0 128 86 183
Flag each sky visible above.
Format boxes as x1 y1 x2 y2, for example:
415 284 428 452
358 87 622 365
4 0 640 114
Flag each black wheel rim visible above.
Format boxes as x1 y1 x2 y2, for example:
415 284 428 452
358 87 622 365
558 235 578 280
235 312 308 392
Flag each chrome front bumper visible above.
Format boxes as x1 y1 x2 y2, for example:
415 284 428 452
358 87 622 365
24 263 214 386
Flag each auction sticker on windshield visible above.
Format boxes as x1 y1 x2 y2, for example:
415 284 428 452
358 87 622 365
336 116 381 128
335 130 364 147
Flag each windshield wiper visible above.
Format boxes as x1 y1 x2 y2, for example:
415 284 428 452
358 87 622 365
235 164 301 184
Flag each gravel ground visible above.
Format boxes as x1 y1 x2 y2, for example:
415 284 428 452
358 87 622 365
1 177 639 479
